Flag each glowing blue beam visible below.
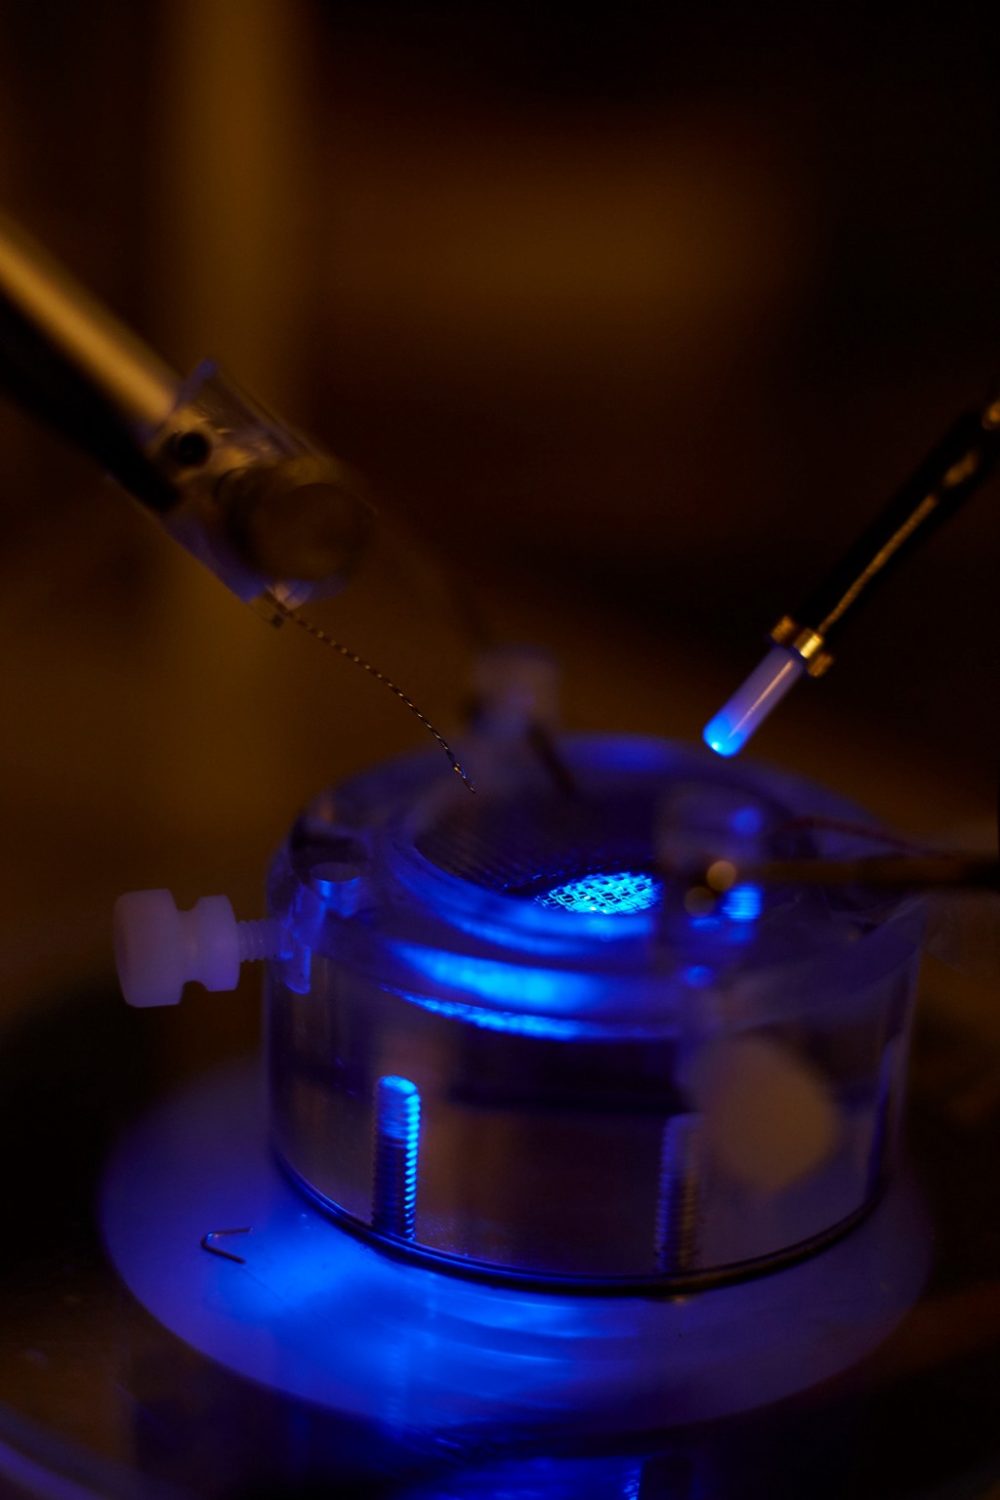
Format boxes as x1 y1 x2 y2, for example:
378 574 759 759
703 646 805 757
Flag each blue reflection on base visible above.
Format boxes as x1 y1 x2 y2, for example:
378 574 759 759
102 1062 931 1453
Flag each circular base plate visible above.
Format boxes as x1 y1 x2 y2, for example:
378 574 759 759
101 1059 931 1438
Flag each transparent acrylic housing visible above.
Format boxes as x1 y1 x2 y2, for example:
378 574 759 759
265 736 924 1291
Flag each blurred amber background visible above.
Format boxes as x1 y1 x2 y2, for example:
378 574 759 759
2 0 1000 1005
0 9 998 1478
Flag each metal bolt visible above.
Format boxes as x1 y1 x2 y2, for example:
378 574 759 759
656 1113 702 1275
371 1076 421 1241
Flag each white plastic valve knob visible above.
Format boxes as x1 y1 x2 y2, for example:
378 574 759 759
114 889 241 1008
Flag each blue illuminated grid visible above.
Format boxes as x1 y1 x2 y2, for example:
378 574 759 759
536 870 662 915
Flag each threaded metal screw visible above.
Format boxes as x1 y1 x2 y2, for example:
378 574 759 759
371 1075 421 1241
656 1113 702 1275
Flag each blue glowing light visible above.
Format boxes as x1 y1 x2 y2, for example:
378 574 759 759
537 870 662 916
397 989 665 1040
721 883 763 923
730 805 766 836
702 711 744 757
392 943 605 1013
703 646 806 758
683 964 715 988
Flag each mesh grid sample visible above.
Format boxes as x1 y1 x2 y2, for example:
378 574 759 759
536 870 662 915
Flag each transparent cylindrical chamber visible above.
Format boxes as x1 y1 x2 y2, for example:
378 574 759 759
265 736 924 1290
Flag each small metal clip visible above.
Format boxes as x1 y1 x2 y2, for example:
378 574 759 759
201 1227 252 1264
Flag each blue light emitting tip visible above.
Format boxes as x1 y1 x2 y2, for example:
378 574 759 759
702 713 744 757
702 646 807 758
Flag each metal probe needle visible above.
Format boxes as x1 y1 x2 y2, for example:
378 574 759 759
704 389 1000 756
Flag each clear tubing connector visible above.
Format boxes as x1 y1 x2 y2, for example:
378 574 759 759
703 646 806 758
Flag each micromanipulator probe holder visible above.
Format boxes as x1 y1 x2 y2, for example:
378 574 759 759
704 391 1000 757
0 214 374 611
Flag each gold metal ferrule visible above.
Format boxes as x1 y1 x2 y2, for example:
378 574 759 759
769 616 834 678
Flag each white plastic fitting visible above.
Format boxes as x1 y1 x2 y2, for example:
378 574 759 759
113 889 282 1008
683 1035 839 1193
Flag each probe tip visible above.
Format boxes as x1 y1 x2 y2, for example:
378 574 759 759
702 646 806 759
702 712 744 757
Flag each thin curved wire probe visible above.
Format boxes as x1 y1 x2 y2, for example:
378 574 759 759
267 595 474 792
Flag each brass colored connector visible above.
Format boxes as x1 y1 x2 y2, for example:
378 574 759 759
769 617 834 678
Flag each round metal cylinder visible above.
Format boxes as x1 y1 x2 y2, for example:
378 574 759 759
265 736 924 1291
